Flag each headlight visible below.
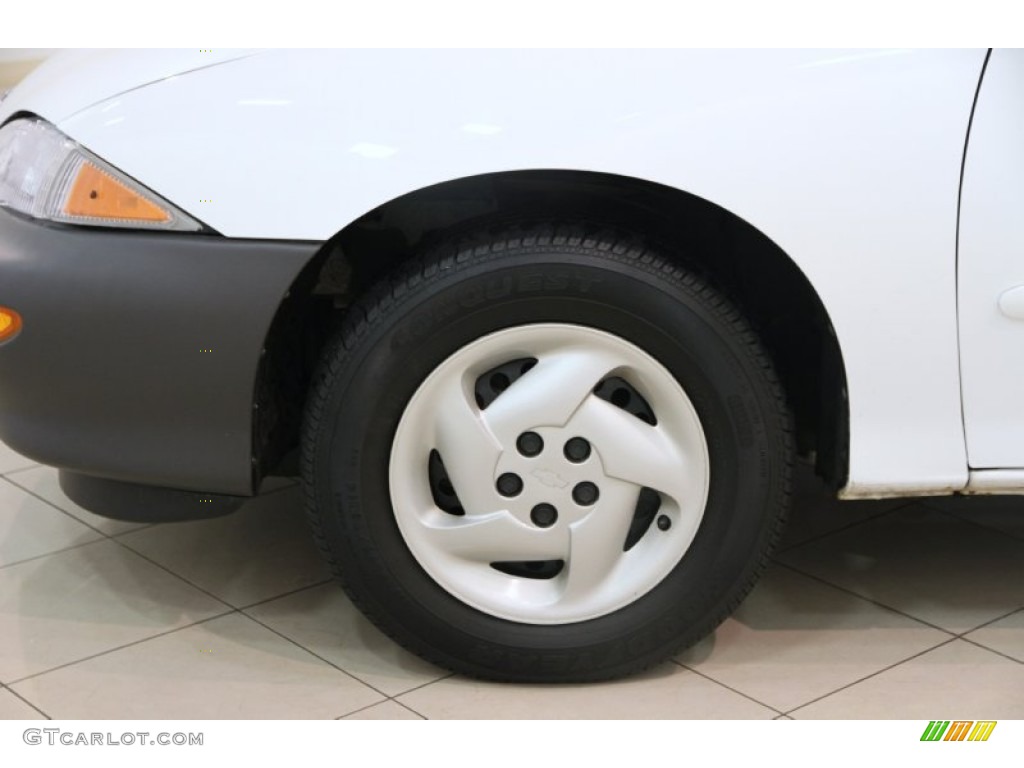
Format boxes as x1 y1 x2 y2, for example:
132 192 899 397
0 118 201 231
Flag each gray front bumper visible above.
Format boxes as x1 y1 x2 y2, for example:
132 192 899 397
0 206 318 499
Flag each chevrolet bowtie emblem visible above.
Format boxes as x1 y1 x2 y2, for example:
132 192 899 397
531 468 569 489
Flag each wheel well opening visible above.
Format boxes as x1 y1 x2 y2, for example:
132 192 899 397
255 170 848 489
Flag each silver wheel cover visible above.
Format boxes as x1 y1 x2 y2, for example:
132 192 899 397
389 324 710 624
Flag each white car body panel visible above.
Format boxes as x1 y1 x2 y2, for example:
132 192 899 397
0 49 991 497
959 48 1024 469
1 49 260 122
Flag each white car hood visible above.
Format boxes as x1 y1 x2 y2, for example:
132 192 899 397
0 48 262 124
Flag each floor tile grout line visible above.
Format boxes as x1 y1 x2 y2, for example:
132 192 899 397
670 659 785 716
955 605 1024 638
1 473 130 542
773 560 962 637
237 586 451 701
0 463 40 478
107 508 322 614
235 579 335 612
334 699 393 720
781 636 959 717
334 698 427 720
110 523 158 537
3 685 52 720
239 610 397 700
391 698 429 719
0 537 111 573
919 501 1024 545
105 536 238 611
775 501 914 554
6 609 238 687
956 633 1024 665
392 672 456 699
114 526 332 614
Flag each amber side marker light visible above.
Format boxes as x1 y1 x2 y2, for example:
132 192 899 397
0 308 22 344
64 161 170 224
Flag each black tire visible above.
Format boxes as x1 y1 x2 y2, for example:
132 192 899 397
302 225 793 682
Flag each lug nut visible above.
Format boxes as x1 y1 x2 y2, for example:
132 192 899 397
530 503 558 528
572 481 599 505
564 437 591 463
496 473 523 497
517 431 544 457
657 515 671 531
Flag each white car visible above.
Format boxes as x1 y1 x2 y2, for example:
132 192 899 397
0 48 1016 681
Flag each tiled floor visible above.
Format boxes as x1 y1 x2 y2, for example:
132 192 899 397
1 438 1023 720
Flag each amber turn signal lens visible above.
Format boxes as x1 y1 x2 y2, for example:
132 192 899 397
0 308 22 343
63 161 170 223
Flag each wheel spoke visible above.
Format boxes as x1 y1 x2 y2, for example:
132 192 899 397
566 396 689 504
434 374 504 515
559 480 638 603
419 511 569 563
483 346 621 443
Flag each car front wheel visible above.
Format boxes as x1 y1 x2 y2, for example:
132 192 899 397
302 225 793 682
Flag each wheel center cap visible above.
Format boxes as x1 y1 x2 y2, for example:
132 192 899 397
531 467 569 489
